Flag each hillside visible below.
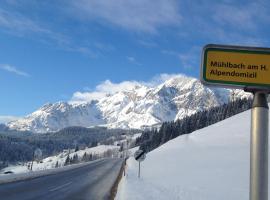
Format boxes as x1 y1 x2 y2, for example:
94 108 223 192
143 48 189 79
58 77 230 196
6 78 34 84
0 145 119 176
116 107 268 200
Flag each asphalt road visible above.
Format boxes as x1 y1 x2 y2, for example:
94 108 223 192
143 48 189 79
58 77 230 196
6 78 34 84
0 158 123 200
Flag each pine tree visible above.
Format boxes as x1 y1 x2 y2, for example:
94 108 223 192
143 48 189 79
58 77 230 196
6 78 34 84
72 154 79 164
89 153 93 161
64 155 70 166
75 145 79 152
82 152 87 162
55 161 59 168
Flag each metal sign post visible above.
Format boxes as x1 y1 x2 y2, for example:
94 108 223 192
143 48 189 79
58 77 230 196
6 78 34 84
139 161 141 178
250 92 268 200
200 44 270 200
134 150 146 179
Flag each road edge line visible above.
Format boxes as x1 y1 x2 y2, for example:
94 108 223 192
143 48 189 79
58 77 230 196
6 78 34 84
109 158 126 200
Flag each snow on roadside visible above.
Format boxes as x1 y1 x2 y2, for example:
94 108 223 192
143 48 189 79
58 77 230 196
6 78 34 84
0 145 120 177
116 109 264 200
128 146 139 155
0 159 104 184
1 165 30 174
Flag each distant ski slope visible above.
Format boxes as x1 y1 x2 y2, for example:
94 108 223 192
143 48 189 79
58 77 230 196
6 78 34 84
116 107 270 200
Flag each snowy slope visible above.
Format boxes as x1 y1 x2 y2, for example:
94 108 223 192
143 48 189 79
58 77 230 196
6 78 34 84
0 145 119 175
7 75 250 133
116 108 268 200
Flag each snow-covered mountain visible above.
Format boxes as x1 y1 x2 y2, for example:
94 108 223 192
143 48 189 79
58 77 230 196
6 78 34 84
7 75 250 133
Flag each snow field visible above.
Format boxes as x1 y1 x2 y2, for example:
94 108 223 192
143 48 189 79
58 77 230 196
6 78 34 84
116 108 267 200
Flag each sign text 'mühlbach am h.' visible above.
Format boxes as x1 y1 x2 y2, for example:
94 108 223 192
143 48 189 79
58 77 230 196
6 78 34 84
201 44 270 90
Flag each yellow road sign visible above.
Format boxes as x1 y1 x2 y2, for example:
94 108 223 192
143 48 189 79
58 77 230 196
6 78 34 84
201 44 270 89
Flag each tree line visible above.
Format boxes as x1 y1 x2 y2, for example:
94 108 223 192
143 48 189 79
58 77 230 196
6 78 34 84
0 126 138 169
137 97 252 153
62 148 119 167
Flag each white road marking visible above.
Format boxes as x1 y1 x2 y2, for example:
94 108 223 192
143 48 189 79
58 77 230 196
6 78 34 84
49 181 72 192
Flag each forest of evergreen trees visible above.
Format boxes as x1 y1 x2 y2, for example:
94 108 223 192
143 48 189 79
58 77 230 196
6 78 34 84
0 126 138 168
62 148 118 168
137 97 252 153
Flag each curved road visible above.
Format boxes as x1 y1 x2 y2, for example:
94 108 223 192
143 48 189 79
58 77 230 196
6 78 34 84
0 158 123 200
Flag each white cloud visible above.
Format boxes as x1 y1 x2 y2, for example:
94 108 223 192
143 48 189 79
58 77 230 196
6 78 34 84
171 1 270 46
213 5 254 30
127 56 135 62
63 45 98 58
0 8 44 34
0 64 30 77
0 7 69 44
70 73 189 103
178 49 200 70
0 8 97 58
71 91 107 103
212 2 269 31
94 42 115 52
70 0 181 33
127 56 142 66
0 115 21 123
138 40 158 48
70 80 141 103
96 80 139 93
143 73 185 87
162 47 200 69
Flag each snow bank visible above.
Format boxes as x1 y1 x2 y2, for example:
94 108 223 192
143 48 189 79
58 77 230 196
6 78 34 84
116 108 266 200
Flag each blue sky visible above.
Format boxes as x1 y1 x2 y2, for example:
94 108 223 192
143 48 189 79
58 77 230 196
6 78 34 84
0 0 270 122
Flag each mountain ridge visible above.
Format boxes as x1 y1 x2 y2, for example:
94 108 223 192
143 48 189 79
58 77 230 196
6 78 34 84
7 75 250 133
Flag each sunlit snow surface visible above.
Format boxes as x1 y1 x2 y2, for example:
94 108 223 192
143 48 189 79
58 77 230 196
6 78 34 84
116 109 270 200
